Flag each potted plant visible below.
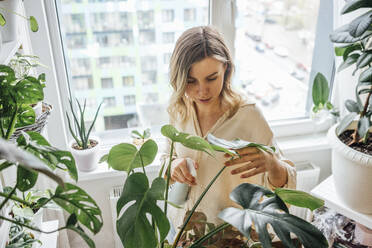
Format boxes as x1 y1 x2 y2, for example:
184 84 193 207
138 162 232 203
66 98 103 172
0 0 38 43
101 125 328 248
326 0 372 213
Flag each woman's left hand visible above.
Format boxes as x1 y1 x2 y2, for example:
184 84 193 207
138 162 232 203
224 147 277 178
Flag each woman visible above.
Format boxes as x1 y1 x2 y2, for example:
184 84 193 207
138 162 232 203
163 26 296 231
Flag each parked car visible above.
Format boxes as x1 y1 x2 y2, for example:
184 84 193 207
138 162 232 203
274 46 289 57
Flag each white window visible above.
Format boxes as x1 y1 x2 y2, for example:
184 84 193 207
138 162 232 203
123 95 136 105
232 0 334 126
103 96 116 107
162 9 175 22
122 76 135 87
101 78 114 89
184 8 196 22
162 32 175 43
39 0 332 143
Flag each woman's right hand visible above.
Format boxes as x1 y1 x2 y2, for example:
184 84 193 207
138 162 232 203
170 158 198 186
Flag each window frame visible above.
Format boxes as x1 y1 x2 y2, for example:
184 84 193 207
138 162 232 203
28 0 335 150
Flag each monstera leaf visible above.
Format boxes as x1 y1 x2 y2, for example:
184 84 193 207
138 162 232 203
161 125 214 155
53 183 103 234
105 139 157 172
207 134 275 154
17 132 78 181
0 138 64 186
116 173 170 248
218 184 328 248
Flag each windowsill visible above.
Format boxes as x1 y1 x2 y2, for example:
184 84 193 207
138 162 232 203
77 131 331 182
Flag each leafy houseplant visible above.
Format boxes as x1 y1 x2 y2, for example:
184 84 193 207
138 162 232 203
0 134 103 248
101 125 328 248
0 64 103 246
325 0 372 213
66 98 103 172
0 63 46 141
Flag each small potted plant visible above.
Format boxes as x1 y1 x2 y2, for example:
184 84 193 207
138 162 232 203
327 0 372 213
66 98 103 172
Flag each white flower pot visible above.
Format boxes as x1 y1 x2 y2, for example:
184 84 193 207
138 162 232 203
32 101 42 118
0 0 22 42
327 122 372 214
69 137 100 172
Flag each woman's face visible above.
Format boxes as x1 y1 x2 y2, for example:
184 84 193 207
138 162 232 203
185 57 226 109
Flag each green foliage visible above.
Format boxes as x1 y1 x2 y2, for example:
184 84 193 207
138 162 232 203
66 98 103 149
311 73 334 114
218 184 328 248
161 125 215 155
274 188 324 211
0 64 45 140
116 173 170 248
131 128 151 140
0 137 103 247
105 125 326 248
0 7 38 32
329 0 372 142
207 133 275 154
6 217 42 248
105 139 158 172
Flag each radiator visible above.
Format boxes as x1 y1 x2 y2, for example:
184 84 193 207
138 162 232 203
109 185 124 248
109 161 320 247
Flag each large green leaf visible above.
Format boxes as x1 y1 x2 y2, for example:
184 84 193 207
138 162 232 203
218 184 328 248
312 73 329 106
206 134 275 153
161 125 214 155
342 0 372 14
0 13 5 26
337 113 358 136
107 139 157 172
342 44 362 61
16 166 38 192
338 53 360 72
0 138 64 186
345 99 361 113
29 16 39 32
67 225 96 248
356 52 372 69
0 65 15 82
17 132 78 181
330 24 372 43
14 77 44 105
359 67 372 83
348 10 372 38
15 105 36 128
358 116 370 138
274 188 324 211
53 183 103 234
116 173 170 248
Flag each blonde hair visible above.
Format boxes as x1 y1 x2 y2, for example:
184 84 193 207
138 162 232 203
168 26 242 124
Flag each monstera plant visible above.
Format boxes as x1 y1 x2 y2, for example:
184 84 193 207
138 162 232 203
101 125 328 248
0 135 103 247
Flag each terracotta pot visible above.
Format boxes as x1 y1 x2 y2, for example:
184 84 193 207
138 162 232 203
327 122 372 214
69 137 100 172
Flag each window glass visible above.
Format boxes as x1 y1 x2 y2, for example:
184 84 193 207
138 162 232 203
59 0 209 132
234 0 321 121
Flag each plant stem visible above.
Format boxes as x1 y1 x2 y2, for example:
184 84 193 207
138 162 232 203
0 118 5 138
0 186 18 210
5 105 19 140
139 153 146 177
361 85 372 117
0 215 68 234
161 141 174 248
189 223 230 247
0 7 29 20
172 165 227 248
